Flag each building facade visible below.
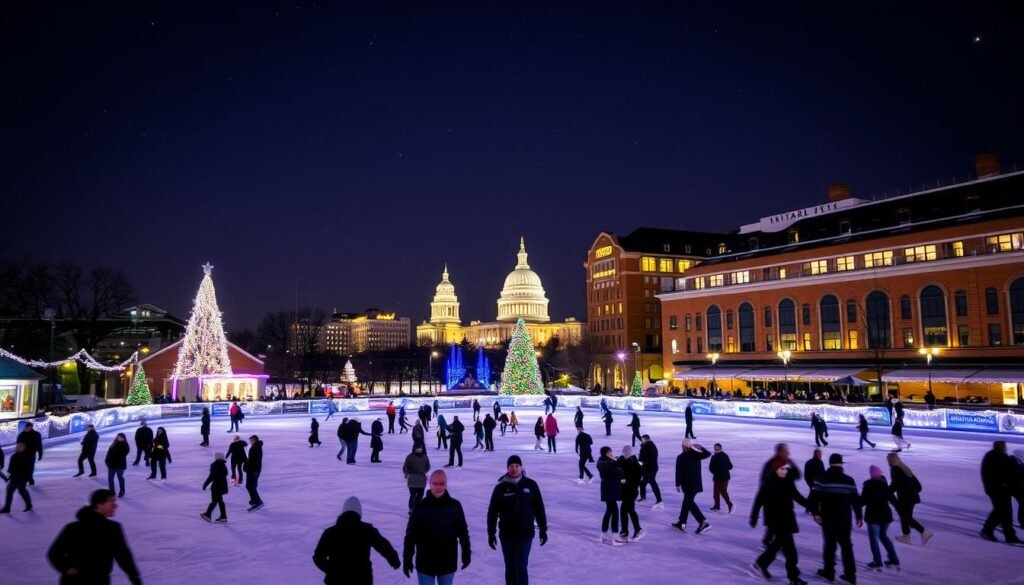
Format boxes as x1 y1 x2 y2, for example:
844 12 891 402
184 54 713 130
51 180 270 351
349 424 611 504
322 309 411 354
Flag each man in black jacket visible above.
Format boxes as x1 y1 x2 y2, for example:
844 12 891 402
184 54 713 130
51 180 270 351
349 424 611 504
314 496 401 585
638 435 663 509
573 406 584 430
132 421 153 467
446 416 465 468
980 440 1022 544
672 439 711 534
16 422 43 485
575 426 594 483
75 424 100 477
403 470 471 582
47 489 142 585
708 443 733 513
809 454 862 584
245 435 264 512
684 404 696 439
483 414 497 452
1 442 33 513
487 455 548 585
341 418 371 464
804 449 826 493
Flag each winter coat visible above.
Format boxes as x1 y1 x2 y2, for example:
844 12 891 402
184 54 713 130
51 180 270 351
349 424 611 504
761 457 801 484
638 440 659 472
438 415 449 432
574 409 584 428
533 420 544 439
809 466 862 527
674 448 711 493
598 458 624 502
313 511 400 585
684 406 693 423
483 416 497 433
893 400 904 421
708 452 733 482
203 459 229 496
447 420 465 444
981 448 1016 496
246 441 264 475
750 473 811 535
200 412 211 435
341 419 370 441
403 492 471 577
602 411 614 425
81 429 99 456
891 419 904 438
860 477 898 524
618 455 643 501
473 421 483 437
47 507 142 585
403 452 431 489
226 440 248 465
371 434 384 451
105 441 130 470
889 466 921 505
310 419 321 442
803 457 826 490
133 426 153 448
543 416 559 437
412 424 425 446
575 432 593 460
18 429 44 459
857 418 869 433
371 419 384 436
7 449 34 481
486 473 547 540
151 443 171 463
628 414 641 431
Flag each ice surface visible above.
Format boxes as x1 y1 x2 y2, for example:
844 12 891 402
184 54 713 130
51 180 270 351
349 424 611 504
2 408 1021 585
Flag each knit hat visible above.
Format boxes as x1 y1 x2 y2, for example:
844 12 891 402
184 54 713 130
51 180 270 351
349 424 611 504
622 445 633 457
869 465 883 479
828 453 843 465
507 454 523 467
214 452 225 461
342 496 362 517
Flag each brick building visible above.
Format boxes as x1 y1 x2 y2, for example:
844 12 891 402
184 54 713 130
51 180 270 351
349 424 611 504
322 309 411 354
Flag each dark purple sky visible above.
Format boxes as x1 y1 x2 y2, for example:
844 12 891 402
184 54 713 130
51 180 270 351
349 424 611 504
3 2 1022 331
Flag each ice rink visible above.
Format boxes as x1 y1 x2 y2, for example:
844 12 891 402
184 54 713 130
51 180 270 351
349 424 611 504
2 407 1021 585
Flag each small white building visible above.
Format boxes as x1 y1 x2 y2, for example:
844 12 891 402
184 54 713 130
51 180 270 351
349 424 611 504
0 356 43 420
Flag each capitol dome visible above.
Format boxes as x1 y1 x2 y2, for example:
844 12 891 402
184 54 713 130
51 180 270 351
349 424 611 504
497 237 550 323
429 265 461 324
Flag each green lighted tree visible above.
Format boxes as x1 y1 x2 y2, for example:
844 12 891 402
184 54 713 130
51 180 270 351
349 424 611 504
500 318 544 395
629 372 643 396
125 362 153 405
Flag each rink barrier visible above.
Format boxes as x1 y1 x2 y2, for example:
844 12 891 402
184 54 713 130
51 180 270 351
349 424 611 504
2 394 1022 446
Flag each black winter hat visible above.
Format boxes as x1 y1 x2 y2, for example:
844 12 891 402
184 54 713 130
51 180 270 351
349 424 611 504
507 455 523 467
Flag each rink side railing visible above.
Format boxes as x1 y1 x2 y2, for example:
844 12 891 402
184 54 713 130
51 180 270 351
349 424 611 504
2 394 1023 446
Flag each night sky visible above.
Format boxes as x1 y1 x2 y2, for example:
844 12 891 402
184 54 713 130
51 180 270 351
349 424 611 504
3 2 1022 331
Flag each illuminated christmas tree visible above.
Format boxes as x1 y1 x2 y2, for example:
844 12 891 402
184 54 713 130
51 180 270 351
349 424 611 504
341 360 358 384
125 363 153 405
629 372 643 396
500 318 544 395
172 263 233 378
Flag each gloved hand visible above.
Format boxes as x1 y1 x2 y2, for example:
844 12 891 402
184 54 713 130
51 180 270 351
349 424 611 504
488 534 497 550
538 530 548 546
389 557 401 570
403 562 412 578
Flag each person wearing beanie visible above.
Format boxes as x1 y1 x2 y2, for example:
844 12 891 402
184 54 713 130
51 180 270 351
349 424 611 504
47 489 143 585
575 427 594 484
201 452 229 523
597 446 626 545
808 452 862 583
487 455 548 585
860 466 900 571
672 439 711 535
618 445 645 541
750 457 813 585
708 443 734 514
403 470 471 583
314 496 401 585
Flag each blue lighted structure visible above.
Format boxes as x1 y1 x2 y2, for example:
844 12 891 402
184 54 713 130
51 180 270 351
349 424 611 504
476 346 491 388
445 343 466 390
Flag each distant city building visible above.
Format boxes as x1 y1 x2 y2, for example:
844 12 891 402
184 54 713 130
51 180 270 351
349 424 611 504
322 309 411 354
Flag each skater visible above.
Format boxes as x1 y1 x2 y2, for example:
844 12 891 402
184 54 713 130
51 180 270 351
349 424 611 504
226 434 247 486
413 420 427 453
857 414 876 449
201 451 229 523
672 439 711 535
472 399 481 421
638 434 664 509
483 414 497 452
75 424 99 477
403 445 431 511
544 414 559 453
574 406 584 430
147 431 171 480
370 418 384 463
387 401 397 434
473 418 485 451
627 413 641 447
809 453 862 584
618 445 645 541
811 413 829 447
887 453 931 544
602 409 614 437
336 417 350 460
575 426 594 483
892 396 904 421
313 496 401 584
498 412 509 436
891 417 911 452
433 398 440 419
437 414 450 450
486 455 548 585
762 443 801 484
105 433 130 497
980 440 1021 544
533 416 545 451
446 415 464 468
419 404 432 432
402 470 471 583
1013 449 1024 532
131 420 153 467
492 401 501 421
309 418 322 447
543 395 552 416
804 449 826 493
400 405 410 433
600 397 608 416
708 443 734 513
16 422 43 485
342 417 371 464
228 400 243 433
750 458 812 585
549 392 558 413
598 446 626 545
47 489 143 585
509 411 519 434
684 403 696 439
0 442 33 513
0 442 6 483
200 407 211 446
861 465 900 571
325 396 338 421
245 435 264 512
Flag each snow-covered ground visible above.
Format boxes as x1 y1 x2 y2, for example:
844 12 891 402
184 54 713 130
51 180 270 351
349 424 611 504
2 408 1021 585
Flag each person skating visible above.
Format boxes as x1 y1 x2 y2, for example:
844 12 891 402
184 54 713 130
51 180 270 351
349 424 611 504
473 419 485 451
47 489 143 585
486 455 548 585
132 420 153 467
761 443 802 548
684 404 696 439
598 446 627 545
419 404 432 432
325 396 338 421
544 414 559 453
809 453 863 584
309 418 322 447
509 411 519 434
105 433 130 498
861 465 900 571
532 417 545 451
574 406 584 430
811 413 829 447
342 417 372 464
804 449 826 494
433 399 440 419
226 434 247 486
400 406 410 433
856 414 875 449
627 413 642 447
483 414 497 452
472 399 481 421
446 416 464 468
437 414 450 450
403 445 431 511
16 422 43 485
75 424 99 477
492 401 501 421
403 470 471 583
370 418 385 463
638 434 664 510
498 412 509 437
228 400 243 433
891 417 910 452
0 442 33 513
147 429 171 480
0 444 6 483
314 496 401 584
200 451 229 523
980 440 1022 544
336 417 350 460
1013 449 1024 531
387 401 397 434
602 409 614 437
412 420 427 452
200 407 211 447
575 426 594 483
672 439 712 535
924 390 936 410
887 452 931 545
618 445 645 542
750 458 812 585
708 443 734 514
245 435 265 512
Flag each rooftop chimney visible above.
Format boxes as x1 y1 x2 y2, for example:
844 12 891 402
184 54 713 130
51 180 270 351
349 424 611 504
975 153 1000 178
827 183 851 202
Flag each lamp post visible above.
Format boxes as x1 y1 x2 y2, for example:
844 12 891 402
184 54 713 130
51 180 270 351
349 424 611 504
631 342 641 386
918 347 940 401
43 308 56 386
777 350 792 397
429 351 439 396
616 351 626 391
706 352 720 394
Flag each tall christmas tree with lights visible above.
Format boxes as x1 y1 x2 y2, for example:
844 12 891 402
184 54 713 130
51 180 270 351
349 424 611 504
629 372 643 396
172 263 233 379
125 363 153 405
500 318 544 395
341 360 358 385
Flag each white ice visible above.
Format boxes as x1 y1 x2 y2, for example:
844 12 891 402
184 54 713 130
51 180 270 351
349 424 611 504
1 408 1021 585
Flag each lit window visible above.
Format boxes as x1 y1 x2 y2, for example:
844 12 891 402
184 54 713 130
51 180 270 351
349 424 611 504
903 245 937 263
986 233 1024 252
671 339 679 354
779 268 787 279
677 259 693 272
693 277 705 290
788 230 799 243
951 241 964 257
730 271 750 285
848 330 859 349
708 274 724 287
659 258 673 273
718 243 727 254
641 257 657 272
802 260 828 275
863 251 893 268
836 256 855 271
803 332 812 350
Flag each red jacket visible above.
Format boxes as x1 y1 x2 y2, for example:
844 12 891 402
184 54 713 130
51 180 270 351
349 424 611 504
544 415 559 437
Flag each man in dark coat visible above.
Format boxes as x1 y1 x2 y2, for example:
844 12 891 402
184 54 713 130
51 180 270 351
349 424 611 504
708 443 734 513
314 496 401 585
200 408 211 446
750 458 812 583
75 424 100 477
0 442 34 513
245 435 264 512
575 426 594 482
47 489 142 585
808 454 863 583
483 414 497 452
980 440 1021 544
370 418 385 463
804 449 826 492
811 413 829 447
340 418 371 464
601 410 613 437
627 413 641 447
573 406 584 430
672 439 711 534
487 455 548 585
684 404 696 439
16 422 43 485
201 452 230 523
403 470 471 582
446 416 465 468
638 435 663 508
132 421 153 467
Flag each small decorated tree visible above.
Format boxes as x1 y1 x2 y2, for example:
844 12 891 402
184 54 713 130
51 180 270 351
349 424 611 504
341 360 358 384
629 372 643 396
500 318 544 395
126 363 153 405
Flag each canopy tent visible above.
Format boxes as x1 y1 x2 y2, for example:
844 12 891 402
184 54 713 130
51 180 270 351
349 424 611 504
831 375 870 386
964 369 1024 384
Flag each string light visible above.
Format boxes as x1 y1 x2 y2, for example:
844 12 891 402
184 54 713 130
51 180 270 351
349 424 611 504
171 262 233 379
0 347 137 372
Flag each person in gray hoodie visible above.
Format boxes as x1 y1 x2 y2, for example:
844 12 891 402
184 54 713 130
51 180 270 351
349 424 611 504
403 445 431 511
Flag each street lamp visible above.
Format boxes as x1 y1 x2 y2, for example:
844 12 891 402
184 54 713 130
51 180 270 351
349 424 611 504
706 352 720 393
616 351 626 391
919 347 940 401
429 351 439 396
43 308 56 386
630 342 641 385
777 350 792 397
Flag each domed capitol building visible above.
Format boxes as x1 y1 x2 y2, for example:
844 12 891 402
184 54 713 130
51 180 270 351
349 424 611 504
416 238 585 348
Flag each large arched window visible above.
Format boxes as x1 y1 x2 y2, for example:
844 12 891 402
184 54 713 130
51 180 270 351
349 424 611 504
866 291 892 349
707 305 723 352
778 299 797 351
739 303 755 352
1011 278 1024 345
820 295 841 350
920 285 948 346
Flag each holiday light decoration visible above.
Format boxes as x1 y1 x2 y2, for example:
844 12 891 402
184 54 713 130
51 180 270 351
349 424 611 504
629 372 643 396
476 346 491 388
446 343 466 388
171 263 233 379
125 363 153 405
500 318 544 395
341 360 358 384
0 347 136 372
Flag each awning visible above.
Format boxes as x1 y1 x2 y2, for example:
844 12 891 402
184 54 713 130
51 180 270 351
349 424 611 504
735 368 810 381
800 368 873 383
964 369 1024 384
881 368 981 384
673 367 753 380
